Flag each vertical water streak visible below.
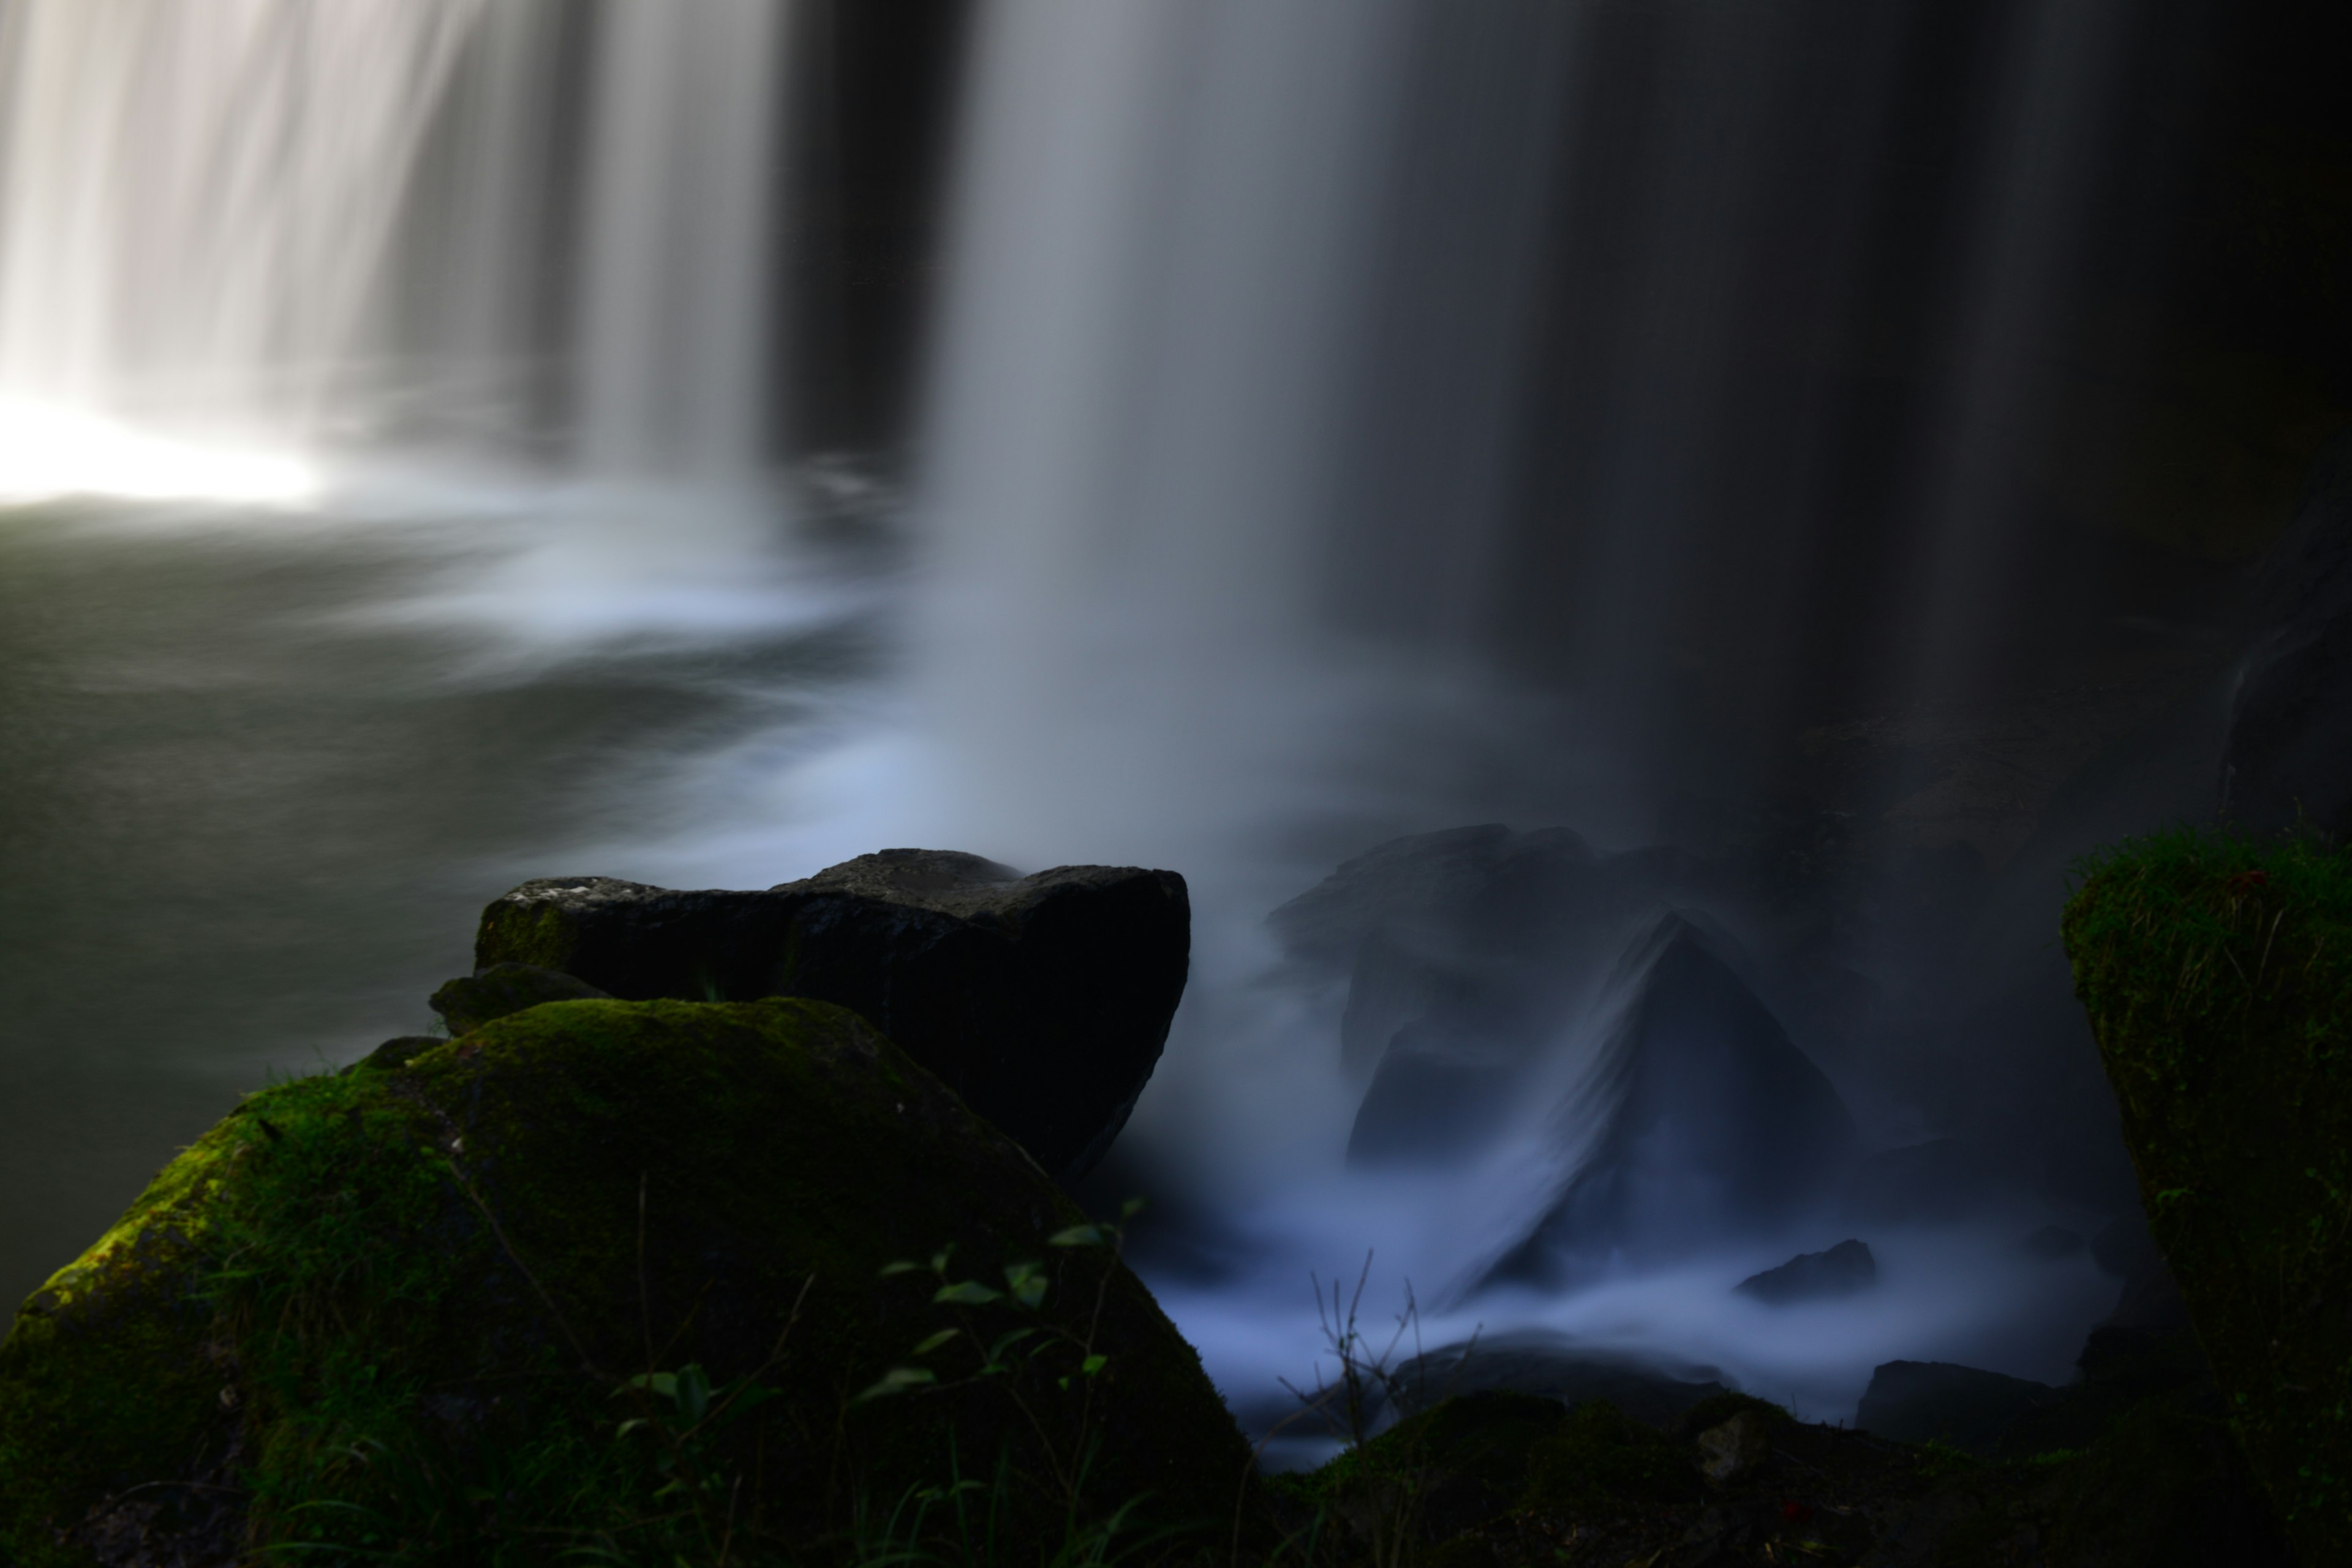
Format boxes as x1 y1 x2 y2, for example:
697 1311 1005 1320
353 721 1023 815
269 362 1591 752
575 0 791 482
1890 0 2141 714
0 0 484 445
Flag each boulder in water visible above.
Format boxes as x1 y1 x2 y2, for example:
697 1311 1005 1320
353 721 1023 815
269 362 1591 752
0 998 1253 1562
1268 824 1619 1077
1487 917 1857 1283
472 849 1189 1178
1735 1239 1877 1304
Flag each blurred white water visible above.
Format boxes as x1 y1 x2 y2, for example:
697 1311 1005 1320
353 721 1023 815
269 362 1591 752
911 0 2156 1432
0 0 790 492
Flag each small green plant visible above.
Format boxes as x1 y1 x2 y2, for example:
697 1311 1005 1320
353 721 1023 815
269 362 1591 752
854 1199 1202 1566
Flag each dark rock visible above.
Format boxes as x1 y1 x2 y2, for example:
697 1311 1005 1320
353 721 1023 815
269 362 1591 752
1694 1411 1771 1482
2016 1224 2086 1261
1384 1331 1726 1429
1999 1324 2213 1457
1735 1239 1877 1305
0 998 1256 1559
470 849 1190 1179
1345 1010 1530 1166
1266 823 1536 975
1855 1360 2056 1453
2088 1210 2193 1333
349 1035 445 1075
1268 824 1616 1079
429 961 610 1035
2222 432 2352 837
1487 918 1857 1284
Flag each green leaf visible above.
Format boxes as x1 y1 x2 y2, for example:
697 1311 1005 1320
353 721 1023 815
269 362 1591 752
619 1372 678 1400
676 1363 712 1424
913 1329 962 1355
878 1261 924 1278
615 1418 652 1439
1081 1354 1108 1377
988 1328 1037 1360
854 1366 939 1403
722 1384 778 1422
1120 1196 1147 1220
1048 1224 1105 1248
934 1280 1004 1306
930 1245 956 1274
1004 1260 1049 1308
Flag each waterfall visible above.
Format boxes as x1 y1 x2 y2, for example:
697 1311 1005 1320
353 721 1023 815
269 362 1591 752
918 0 2158 873
914 0 2178 1425
0 0 793 495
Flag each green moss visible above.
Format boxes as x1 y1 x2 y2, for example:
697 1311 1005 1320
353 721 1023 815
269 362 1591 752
0 998 1256 1564
2065 828 2352 1563
471 899 579 974
1520 1398 1697 1512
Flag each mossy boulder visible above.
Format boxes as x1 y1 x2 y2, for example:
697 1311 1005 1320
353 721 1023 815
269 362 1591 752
472 850 1189 1179
2065 827 2352 1562
0 998 1254 1565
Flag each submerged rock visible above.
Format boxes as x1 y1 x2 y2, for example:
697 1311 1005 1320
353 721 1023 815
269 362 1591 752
0 998 1253 1564
1735 1239 1876 1305
471 849 1190 1178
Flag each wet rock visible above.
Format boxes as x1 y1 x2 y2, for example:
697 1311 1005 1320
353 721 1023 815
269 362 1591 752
1345 1010 1529 1166
0 998 1254 1561
429 960 610 1035
1855 1360 2056 1453
1735 1239 1877 1304
1268 824 1629 1081
1490 919 1856 1285
1695 1411 1772 1482
1384 1331 1726 1429
471 849 1191 1178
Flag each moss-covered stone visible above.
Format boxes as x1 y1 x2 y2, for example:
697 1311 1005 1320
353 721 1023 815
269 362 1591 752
0 998 1255 1565
469 852 1191 1180
2065 827 2352 1563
